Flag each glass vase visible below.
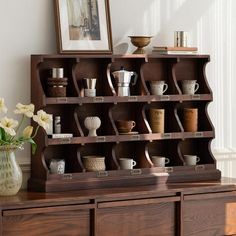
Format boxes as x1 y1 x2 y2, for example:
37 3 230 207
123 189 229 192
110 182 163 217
0 146 22 196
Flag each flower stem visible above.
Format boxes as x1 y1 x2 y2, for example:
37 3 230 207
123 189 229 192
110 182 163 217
31 125 40 139
11 115 25 142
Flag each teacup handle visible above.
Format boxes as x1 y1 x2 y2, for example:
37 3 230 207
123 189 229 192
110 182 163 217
165 158 170 164
132 121 136 128
131 72 138 86
163 83 168 93
132 160 137 167
194 83 199 93
196 156 200 163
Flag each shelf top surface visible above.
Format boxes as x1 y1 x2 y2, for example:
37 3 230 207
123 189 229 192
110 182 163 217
0 178 235 208
31 53 210 60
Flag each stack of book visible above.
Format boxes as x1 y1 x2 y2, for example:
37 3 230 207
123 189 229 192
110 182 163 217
152 46 198 54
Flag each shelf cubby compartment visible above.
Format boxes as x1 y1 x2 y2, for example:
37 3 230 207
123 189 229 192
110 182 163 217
176 101 214 137
111 102 148 134
179 138 216 166
74 103 115 137
175 57 211 96
44 104 80 137
37 57 79 98
113 141 148 169
79 143 115 172
145 102 182 136
108 56 148 96
142 57 180 96
146 140 183 168
74 57 113 97
44 145 81 175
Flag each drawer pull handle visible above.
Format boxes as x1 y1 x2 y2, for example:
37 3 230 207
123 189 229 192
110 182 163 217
96 136 106 142
130 169 142 175
93 97 104 103
128 96 138 102
97 171 109 177
63 174 73 180
162 133 172 139
191 94 201 100
160 95 170 101
56 97 68 103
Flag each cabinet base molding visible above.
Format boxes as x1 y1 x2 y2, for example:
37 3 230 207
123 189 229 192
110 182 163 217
28 169 221 192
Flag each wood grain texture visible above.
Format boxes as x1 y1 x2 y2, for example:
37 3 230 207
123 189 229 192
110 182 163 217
97 202 176 236
3 209 91 236
183 196 236 236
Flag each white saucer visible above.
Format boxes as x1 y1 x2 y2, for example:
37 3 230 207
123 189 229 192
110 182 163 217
119 131 139 135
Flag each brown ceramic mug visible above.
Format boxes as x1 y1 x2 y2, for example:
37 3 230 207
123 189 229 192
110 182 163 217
183 108 198 132
115 120 136 133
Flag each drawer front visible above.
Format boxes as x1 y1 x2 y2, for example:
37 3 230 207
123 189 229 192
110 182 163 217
183 192 236 236
97 200 178 236
3 206 92 236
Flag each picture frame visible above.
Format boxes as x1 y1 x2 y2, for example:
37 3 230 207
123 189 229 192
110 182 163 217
54 0 113 54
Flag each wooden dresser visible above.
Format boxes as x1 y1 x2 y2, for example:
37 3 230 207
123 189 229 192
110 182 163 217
1 178 236 236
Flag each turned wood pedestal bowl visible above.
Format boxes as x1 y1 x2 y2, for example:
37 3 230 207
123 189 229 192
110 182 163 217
129 36 152 54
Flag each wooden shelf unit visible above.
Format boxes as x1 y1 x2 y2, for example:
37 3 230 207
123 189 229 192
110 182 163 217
28 54 221 192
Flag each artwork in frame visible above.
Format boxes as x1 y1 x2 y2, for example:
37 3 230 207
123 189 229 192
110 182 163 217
54 0 113 54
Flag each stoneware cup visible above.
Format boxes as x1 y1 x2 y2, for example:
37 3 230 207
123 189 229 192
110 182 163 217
149 108 165 133
183 108 198 132
183 155 200 166
49 159 65 174
181 80 199 95
119 158 137 170
150 81 168 95
151 156 170 167
115 120 136 133
82 156 106 172
84 88 96 97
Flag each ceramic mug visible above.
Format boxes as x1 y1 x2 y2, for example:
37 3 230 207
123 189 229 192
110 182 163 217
116 120 136 133
183 108 198 132
119 158 137 170
84 88 96 97
150 81 168 95
149 108 165 133
181 80 199 95
49 159 65 174
183 155 200 166
151 156 170 167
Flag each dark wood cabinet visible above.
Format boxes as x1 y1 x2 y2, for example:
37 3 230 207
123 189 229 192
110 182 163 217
96 196 179 236
1 179 236 236
28 54 220 192
3 206 92 236
183 191 236 236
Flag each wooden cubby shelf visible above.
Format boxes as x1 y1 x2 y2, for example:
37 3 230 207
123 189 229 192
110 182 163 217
28 54 221 192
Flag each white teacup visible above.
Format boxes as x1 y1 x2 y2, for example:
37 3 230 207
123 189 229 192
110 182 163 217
150 81 168 95
181 80 199 95
49 159 65 174
183 155 200 166
119 158 137 170
151 156 170 167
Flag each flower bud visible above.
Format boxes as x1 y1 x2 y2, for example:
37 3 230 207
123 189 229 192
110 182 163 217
22 126 33 139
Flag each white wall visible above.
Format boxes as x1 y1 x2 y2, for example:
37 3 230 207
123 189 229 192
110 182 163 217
0 0 235 177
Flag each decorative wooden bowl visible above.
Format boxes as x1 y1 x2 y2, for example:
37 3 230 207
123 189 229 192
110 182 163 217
129 36 152 54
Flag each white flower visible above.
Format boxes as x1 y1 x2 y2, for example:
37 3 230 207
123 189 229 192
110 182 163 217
33 110 52 130
14 103 35 118
0 98 7 113
22 126 33 139
0 117 18 136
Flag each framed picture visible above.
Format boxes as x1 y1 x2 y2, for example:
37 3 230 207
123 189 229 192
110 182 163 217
54 0 113 54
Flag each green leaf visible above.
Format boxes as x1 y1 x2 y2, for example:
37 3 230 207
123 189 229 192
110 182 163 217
0 127 6 141
26 138 37 155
